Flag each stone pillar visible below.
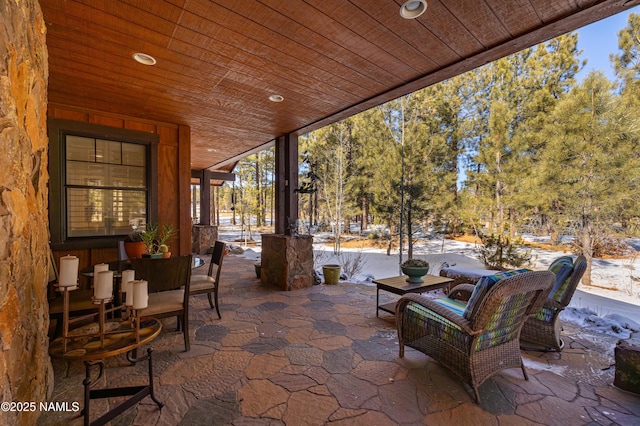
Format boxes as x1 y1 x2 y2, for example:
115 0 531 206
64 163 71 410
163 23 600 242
261 234 314 291
0 1 53 425
192 225 219 254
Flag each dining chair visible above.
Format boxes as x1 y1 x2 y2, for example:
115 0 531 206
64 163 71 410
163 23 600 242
189 241 226 319
130 254 192 351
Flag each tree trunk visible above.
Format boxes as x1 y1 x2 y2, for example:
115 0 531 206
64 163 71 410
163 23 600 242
215 186 220 226
361 197 368 233
581 213 593 286
495 150 504 234
509 208 516 239
232 182 237 225
256 156 262 227
407 204 413 259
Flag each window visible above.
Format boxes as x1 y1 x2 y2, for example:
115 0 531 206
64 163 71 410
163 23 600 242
65 136 147 237
48 119 158 250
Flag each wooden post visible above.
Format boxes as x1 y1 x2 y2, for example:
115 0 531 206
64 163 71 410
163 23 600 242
275 134 298 235
200 170 211 225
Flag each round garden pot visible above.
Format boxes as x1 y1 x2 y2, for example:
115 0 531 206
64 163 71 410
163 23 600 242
323 264 341 285
124 241 147 259
401 266 429 283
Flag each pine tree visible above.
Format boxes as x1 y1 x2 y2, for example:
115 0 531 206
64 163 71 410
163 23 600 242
539 71 640 285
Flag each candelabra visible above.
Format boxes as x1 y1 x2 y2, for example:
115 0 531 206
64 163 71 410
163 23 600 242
56 284 121 353
56 255 146 354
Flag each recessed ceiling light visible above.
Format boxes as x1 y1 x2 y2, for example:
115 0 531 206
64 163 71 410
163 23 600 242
132 52 157 66
400 0 427 19
206 148 216 152
269 94 284 103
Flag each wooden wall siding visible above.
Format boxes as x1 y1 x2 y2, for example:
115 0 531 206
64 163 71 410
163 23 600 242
159 143 180 254
178 125 192 255
40 0 634 172
48 103 191 266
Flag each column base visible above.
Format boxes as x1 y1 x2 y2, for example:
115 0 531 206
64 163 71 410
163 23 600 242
261 234 314 291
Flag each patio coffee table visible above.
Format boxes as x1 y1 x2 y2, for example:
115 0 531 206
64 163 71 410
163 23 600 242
374 275 453 317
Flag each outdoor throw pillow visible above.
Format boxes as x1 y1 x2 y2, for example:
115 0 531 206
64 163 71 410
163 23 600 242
547 256 574 303
462 268 531 320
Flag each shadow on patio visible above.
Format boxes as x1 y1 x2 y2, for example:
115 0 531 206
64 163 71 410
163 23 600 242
40 255 640 425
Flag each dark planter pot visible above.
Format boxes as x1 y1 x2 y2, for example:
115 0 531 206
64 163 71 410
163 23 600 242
401 266 429 283
254 264 261 278
142 253 164 259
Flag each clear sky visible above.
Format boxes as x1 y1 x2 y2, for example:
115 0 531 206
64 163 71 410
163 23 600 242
575 7 640 81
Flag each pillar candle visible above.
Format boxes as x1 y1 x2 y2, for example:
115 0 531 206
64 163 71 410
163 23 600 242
121 270 135 291
122 270 135 306
94 263 109 275
58 255 79 287
126 285 135 306
132 280 148 310
94 270 113 300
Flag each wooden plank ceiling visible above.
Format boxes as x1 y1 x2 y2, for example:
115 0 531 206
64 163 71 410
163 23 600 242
40 0 639 172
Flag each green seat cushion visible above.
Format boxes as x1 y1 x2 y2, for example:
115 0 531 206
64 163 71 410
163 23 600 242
432 297 466 317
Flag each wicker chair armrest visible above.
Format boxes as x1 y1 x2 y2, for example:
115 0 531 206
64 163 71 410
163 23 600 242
396 293 477 336
448 283 476 302
543 299 564 311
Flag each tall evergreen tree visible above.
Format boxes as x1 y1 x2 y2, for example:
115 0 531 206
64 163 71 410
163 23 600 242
539 71 640 285
465 34 581 237
612 12 640 95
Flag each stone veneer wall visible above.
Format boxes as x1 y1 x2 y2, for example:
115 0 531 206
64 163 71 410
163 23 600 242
261 234 314 291
192 225 219 254
0 1 52 425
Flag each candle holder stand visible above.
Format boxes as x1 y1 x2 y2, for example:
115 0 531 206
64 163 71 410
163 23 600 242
55 283 78 354
129 308 142 344
56 286 133 353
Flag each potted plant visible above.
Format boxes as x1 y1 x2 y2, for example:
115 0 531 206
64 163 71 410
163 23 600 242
157 224 174 258
124 228 147 259
401 258 430 283
141 223 174 258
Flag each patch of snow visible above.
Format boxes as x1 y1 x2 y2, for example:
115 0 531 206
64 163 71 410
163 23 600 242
223 226 640 339
522 357 568 376
562 307 632 339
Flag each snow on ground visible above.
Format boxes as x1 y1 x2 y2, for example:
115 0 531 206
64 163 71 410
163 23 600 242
219 226 640 339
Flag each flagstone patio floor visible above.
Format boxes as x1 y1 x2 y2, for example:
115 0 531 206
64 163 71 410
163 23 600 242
39 254 640 425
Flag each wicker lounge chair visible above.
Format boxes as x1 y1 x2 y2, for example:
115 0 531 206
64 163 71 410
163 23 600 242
520 255 587 351
396 270 555 403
